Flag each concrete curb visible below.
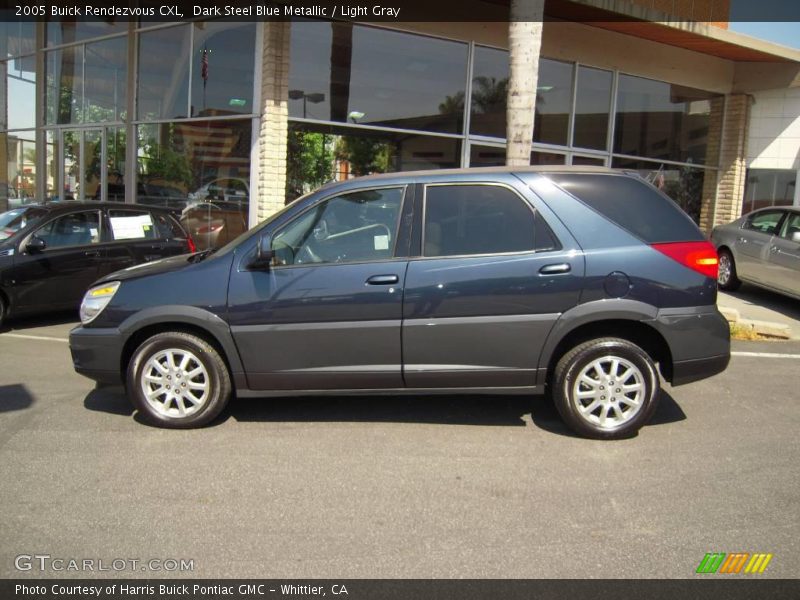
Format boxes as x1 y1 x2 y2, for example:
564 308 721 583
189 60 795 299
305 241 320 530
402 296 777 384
719 305 793 340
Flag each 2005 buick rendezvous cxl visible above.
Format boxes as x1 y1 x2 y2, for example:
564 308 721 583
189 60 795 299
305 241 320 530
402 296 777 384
69 167 730 439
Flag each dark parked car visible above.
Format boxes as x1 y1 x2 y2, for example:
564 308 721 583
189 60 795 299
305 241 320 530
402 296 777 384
711 206 800 300
0 202 195 327
69 167 730 439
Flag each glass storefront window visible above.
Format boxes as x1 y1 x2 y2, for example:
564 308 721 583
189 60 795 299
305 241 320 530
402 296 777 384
612 157 707 223
531 150 566 165
743 169 797 214
1 56 36 130
46 37 127 124
1 21 35 59
137 25 191 120
470 46 509 139
614 74 720 165
137 120 252 249
571 155 605 166
469 144 506 167
534 58 573 147
0 131 36 210
287 122 461 202
47 21 127 47
573 66 612 151
190 22 256 118
289 22 468 134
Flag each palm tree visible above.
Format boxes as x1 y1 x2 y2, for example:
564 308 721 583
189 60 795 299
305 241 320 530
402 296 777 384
506 0 544 166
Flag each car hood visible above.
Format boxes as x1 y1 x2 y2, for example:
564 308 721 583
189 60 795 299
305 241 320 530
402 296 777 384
96 252 207 285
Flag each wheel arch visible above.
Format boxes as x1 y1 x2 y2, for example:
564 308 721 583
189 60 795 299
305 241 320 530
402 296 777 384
539 302 674 385
118 306 244 383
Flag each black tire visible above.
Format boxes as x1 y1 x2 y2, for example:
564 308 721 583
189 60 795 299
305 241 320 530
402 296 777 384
127 331 232 428
717 248 741 291
552 337 660 440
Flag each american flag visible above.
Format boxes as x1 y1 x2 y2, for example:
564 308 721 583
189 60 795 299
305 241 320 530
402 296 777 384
200 47 209 87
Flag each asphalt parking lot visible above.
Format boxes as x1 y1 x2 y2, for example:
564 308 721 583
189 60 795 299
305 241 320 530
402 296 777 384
0 314 797 579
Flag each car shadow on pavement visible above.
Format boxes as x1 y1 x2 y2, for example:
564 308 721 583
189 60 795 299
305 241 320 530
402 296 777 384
0 310 79 333
227 394 533 427
724 284 800 323
83 385 134 417
82 386 687 436
0 384 35 413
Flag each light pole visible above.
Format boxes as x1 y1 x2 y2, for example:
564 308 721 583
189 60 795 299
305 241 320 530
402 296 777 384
289 90 325 118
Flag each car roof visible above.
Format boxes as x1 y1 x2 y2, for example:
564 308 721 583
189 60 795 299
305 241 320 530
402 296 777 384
11 201 176 215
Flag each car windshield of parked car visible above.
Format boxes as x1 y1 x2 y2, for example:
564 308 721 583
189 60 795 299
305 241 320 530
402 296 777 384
0 207 48 241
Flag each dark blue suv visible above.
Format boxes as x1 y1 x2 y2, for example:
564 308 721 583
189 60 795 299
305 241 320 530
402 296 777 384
69 167 730 439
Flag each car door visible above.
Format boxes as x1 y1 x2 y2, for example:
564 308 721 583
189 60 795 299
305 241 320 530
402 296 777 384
100 208 188 277
227 185 413 390
767 211 800 296
402 179 583 388
9 209 104 312
736 209 786 284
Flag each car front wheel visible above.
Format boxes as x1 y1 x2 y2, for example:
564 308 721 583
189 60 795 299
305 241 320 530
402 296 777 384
717 248 741 291
127 331 232 428
552 338 660 439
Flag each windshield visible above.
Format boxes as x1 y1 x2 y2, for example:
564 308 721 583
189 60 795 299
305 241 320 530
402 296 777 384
0 207 47 241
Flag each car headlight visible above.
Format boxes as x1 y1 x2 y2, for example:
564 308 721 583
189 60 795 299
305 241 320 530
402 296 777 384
79 281 120 324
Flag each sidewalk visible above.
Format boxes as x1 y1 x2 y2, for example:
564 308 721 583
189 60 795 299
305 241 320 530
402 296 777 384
718 284 800 340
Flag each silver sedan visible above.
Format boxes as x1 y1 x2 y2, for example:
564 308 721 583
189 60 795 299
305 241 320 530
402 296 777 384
711 207 800 299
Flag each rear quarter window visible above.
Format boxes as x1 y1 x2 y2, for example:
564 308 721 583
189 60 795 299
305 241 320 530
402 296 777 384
546 173 704 243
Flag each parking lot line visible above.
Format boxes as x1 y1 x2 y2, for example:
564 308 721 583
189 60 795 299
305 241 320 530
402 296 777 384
731 351 800 359
0 333 69 343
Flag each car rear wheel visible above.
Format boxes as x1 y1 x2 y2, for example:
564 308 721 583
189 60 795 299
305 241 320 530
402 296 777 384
717 249 741 291
552 338 660 440
127 331 231 428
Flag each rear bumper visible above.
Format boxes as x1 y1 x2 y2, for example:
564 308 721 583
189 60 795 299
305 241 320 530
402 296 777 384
671 353 730 386
653 306 731 386
69 325 124 385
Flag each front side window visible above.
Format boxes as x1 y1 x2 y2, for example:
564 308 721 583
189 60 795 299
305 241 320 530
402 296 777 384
272 187 404 266
744 210 785 236
423 185 536 257
35 211 101 248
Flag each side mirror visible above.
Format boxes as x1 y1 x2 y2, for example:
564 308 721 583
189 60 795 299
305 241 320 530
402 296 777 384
791 231 800 244
26 236 46 253
249 234 274 270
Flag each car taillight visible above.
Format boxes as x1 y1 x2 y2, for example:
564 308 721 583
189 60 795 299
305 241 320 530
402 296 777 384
186 234 197 253
651 241 719 279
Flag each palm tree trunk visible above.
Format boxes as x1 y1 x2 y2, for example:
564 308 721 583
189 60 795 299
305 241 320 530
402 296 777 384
506 0 544 167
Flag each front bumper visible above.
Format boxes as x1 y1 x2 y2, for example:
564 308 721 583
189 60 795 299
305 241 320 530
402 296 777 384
69 325 125 385
653 306 731 386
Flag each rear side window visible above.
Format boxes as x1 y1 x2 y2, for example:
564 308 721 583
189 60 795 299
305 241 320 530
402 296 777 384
547 174 704 243
424 184 556 257
108 209 158 240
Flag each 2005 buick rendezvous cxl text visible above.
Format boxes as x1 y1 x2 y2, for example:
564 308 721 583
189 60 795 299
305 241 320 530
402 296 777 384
69 167 730 439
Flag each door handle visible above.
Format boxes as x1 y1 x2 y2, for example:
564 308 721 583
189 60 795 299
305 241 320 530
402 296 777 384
84 250 101 257
770 245 779 253
539 263 571 275
366 274 399 285
737 237 747 243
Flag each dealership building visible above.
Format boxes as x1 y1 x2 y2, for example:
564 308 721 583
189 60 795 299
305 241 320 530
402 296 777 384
2 0 800 237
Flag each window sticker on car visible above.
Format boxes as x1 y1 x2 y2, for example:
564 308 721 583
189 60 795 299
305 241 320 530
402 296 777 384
110 214 155 240
374 235 389 251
